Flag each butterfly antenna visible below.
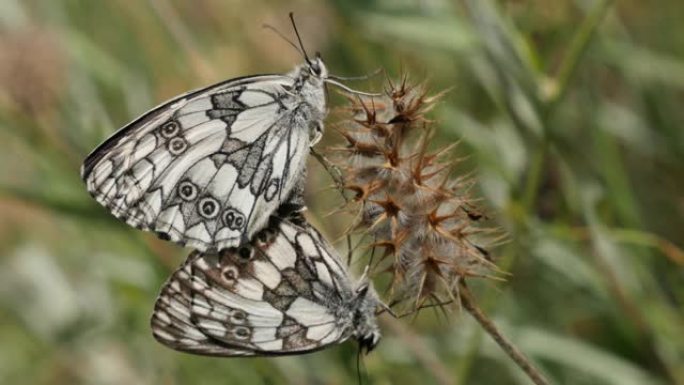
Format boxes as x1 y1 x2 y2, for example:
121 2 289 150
328 67 384 82
289 12 312 66
325 78 383 97
262 23 303 56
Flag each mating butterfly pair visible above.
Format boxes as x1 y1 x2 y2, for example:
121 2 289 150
81 16 382 356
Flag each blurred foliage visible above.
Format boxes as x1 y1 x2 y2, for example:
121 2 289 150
0 0 683 384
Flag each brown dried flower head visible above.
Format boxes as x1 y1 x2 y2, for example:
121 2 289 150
329 76 503 311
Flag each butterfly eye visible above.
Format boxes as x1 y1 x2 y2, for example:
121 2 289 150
198 197 220 219
167 137 188 155
160 121 180 138
178 181 198 201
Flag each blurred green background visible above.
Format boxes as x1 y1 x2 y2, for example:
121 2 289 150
1 0 683 384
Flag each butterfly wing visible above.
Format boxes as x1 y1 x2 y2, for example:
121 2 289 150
148 255 254 356
150 216 356 356
82 74 316 251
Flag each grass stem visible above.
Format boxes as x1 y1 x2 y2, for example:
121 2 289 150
459 281 552 385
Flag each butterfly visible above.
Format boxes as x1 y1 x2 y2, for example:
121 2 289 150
80 15 363 252
150 209 382 356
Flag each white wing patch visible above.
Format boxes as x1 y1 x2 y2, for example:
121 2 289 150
286 297 336 325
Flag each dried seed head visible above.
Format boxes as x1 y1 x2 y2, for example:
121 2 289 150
329 76 502 312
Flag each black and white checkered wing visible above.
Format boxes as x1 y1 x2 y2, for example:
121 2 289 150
151 217 358 356
81 74 318 251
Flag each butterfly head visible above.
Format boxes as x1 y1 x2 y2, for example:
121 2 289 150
283 13 328 81
290 55 328 90
352 281 382 353
307 54 328 79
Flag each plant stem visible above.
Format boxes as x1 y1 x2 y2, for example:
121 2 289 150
310 147 357 264
459 281 551 385
310 148 348 199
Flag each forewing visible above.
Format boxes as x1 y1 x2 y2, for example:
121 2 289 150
82 74 313 251
150 217 355 356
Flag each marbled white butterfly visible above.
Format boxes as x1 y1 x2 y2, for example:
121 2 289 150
81 15 360 252
150 209 382 356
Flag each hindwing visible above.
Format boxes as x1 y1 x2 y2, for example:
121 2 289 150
151 215 358 356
